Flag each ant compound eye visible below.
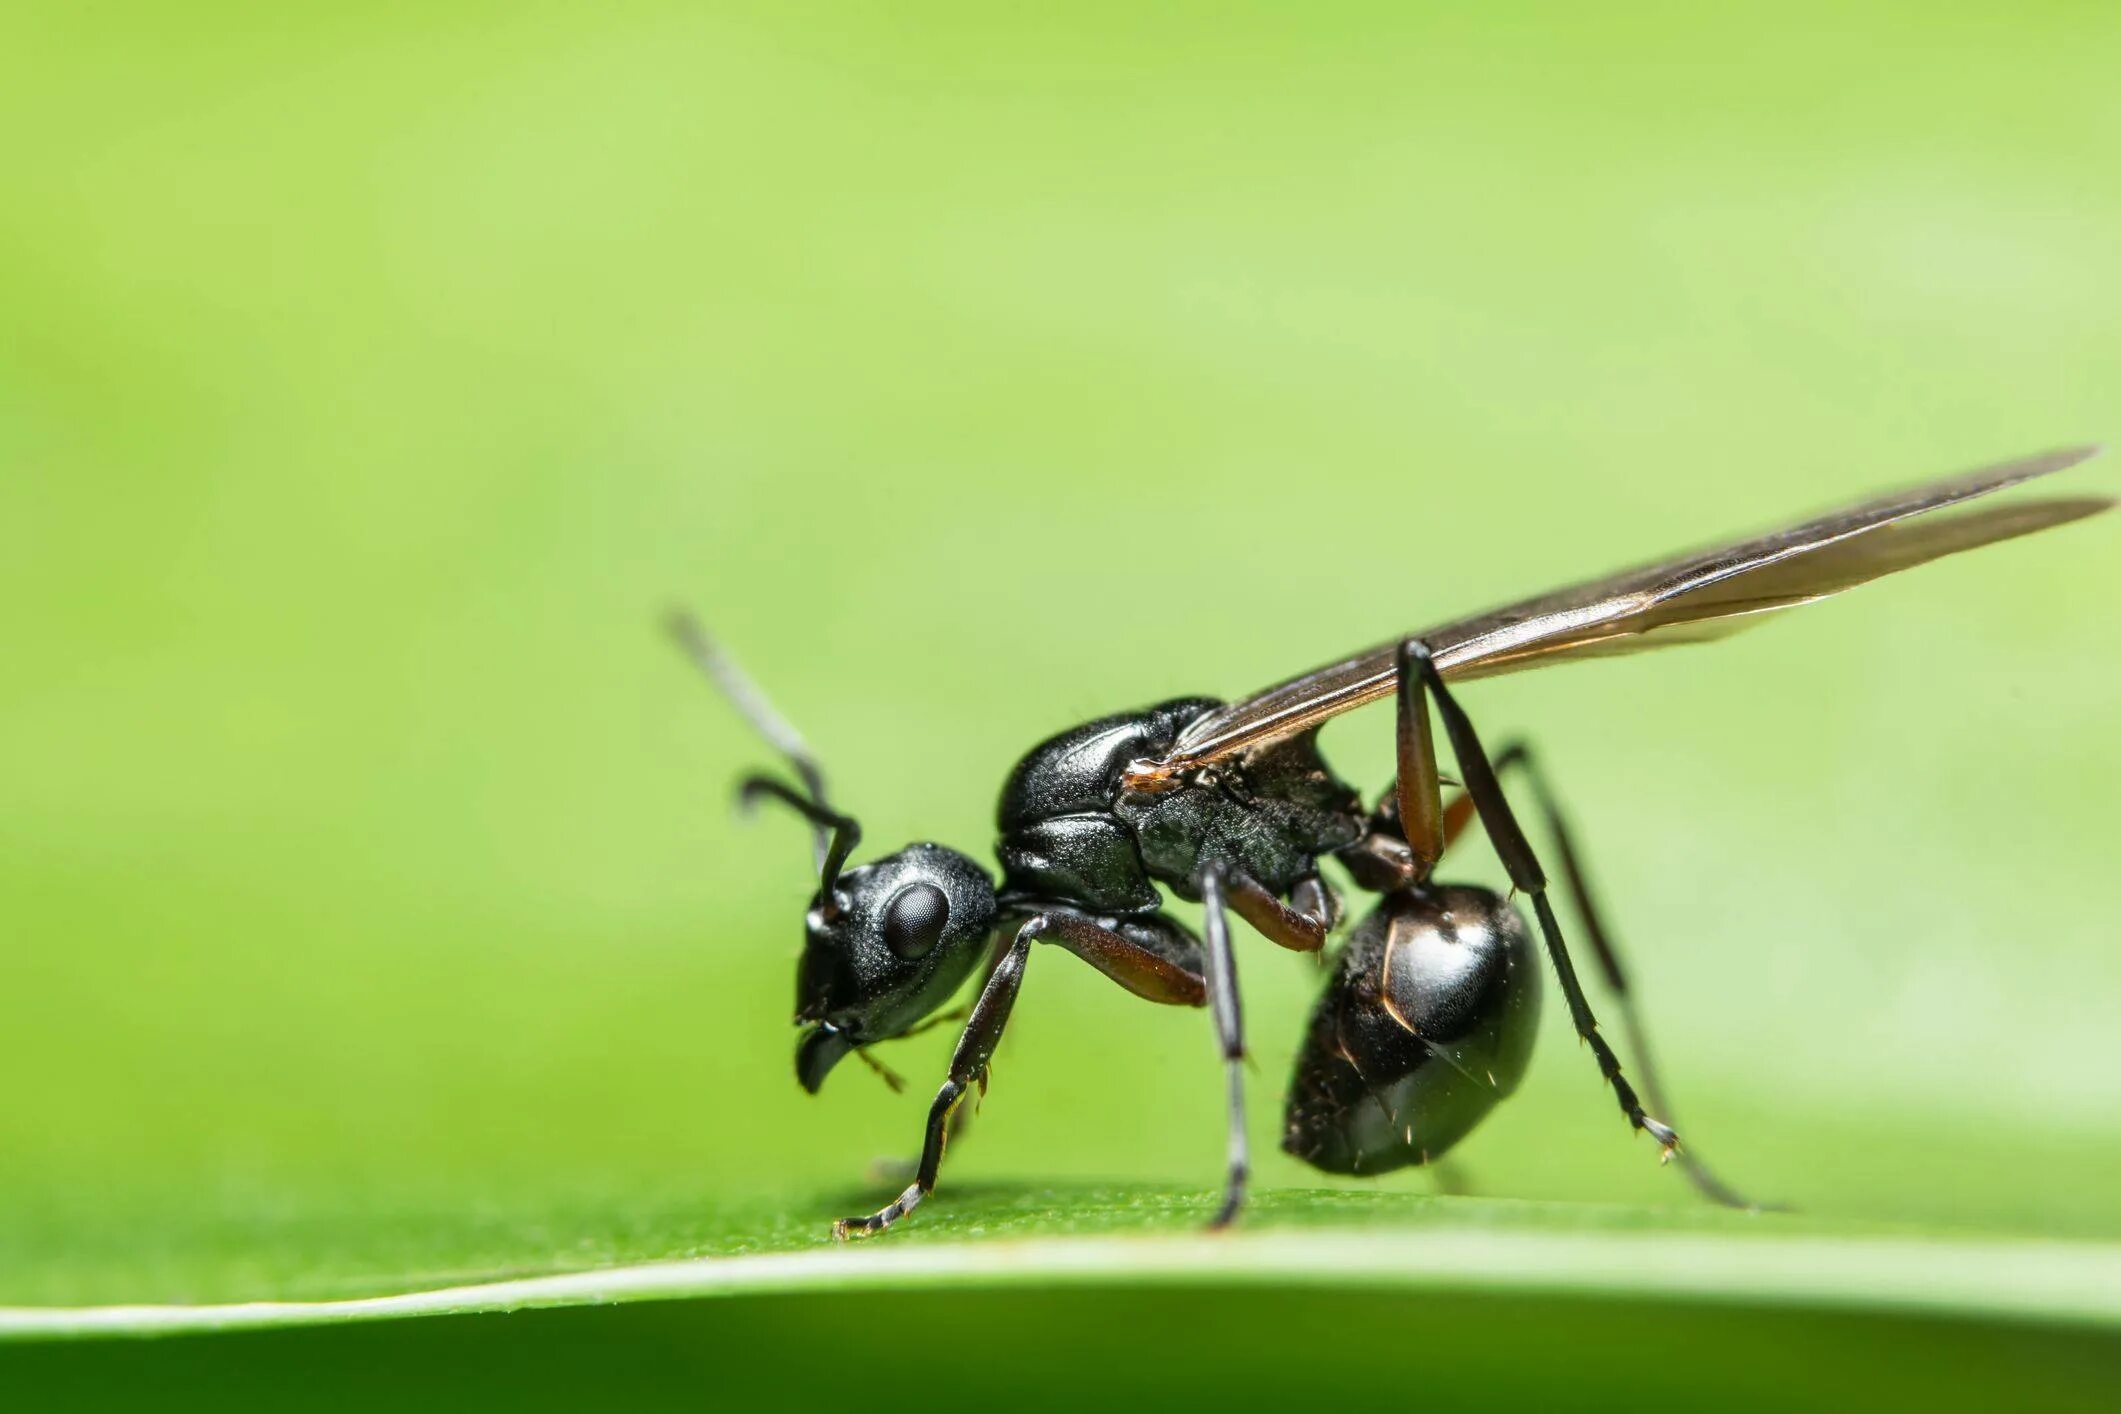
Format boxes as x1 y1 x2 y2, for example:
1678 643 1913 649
882 882 949 959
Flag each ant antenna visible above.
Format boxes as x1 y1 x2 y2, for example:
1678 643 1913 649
736 776 861 919
666 608 859 898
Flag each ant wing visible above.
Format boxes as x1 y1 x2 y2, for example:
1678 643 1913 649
1154 446 2108 774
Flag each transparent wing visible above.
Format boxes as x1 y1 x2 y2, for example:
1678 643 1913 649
1158 446 2108 772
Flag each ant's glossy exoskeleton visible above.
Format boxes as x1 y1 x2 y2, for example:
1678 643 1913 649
672 446 2107 1239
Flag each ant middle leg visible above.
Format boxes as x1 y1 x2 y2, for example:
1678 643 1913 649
1196 862 1250 1228
1192 863 1341 1225
1225 868 1340 953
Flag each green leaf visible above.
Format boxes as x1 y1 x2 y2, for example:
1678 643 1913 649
8 1188 2121 1340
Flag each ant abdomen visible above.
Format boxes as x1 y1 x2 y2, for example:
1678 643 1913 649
1282 884 1541 1176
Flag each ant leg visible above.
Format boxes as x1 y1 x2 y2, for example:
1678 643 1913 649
1043 913 1208 1004
1225 869 1338 953
834 913 1209 1239
1291 874 1341 931
1396 629 1448 881
1438 789 1480 856
1428 1157 1474 1197
1335 656 1463 890
1398 640 1681 1163
1197 863 1250 1229
1483 742 1761 1211
891 1003 972 1040
863 1004 975 1185
1341 780 1481 890
835 918 1042 1240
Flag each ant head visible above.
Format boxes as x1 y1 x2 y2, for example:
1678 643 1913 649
667 610 998 1095
792 841 996 1092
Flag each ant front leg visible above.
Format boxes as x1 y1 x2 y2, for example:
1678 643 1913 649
834 911 1210 1240
1396 640 1682 1164
835 918 1043 1240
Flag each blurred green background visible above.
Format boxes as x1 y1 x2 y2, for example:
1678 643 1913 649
2 0 2119 1399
